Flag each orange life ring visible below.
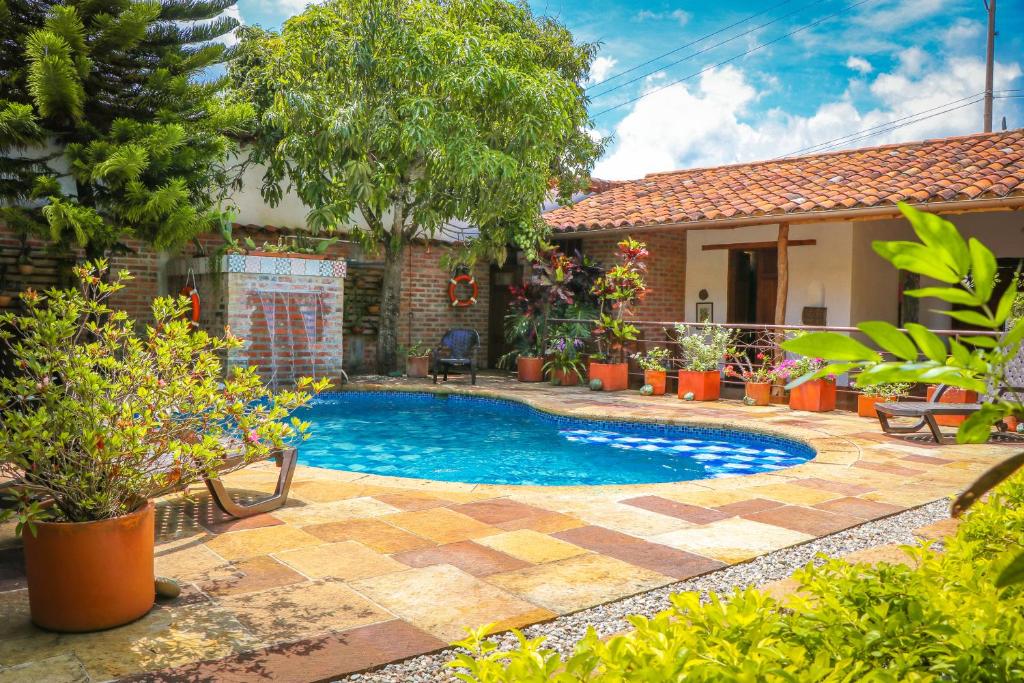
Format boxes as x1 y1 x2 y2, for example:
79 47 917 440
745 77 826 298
448 273 477 307
179 285 200 324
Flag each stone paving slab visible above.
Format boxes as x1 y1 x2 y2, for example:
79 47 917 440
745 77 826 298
0 376 1019 680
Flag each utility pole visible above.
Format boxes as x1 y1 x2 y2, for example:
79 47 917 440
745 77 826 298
983 0 997 133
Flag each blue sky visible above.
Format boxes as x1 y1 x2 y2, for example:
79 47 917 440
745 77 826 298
233 0 1024 179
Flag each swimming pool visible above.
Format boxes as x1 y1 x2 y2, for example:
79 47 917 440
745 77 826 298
295 392 815 486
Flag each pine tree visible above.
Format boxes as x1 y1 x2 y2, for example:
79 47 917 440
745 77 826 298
0 0 252 255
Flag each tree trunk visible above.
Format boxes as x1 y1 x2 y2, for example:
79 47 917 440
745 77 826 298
377 239 406 374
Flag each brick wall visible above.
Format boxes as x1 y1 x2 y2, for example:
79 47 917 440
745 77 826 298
397 241 491 370
558 229 687 322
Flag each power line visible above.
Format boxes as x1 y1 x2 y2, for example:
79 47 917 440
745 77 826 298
780 89 1024 158
586 0 798 91
591 0 874 119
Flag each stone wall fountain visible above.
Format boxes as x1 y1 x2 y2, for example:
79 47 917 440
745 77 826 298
170 254 347 389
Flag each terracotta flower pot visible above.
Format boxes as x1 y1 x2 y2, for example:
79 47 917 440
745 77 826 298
407 355 430 378
789 379 836 412
517 356 544 382
366 304 381 315
17 263 34 276
677 370 720 401
745 382 771 406
857 394 895 418
589 361 629 391
926 386 979 426
1005 415 1019 432
23 502 155 632
0 295 12 307
552 368 580 386
643 369 667 396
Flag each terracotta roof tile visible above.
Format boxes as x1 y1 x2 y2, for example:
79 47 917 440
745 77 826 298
545 130 1024 232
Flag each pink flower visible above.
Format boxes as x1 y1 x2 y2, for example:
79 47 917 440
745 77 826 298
246 430 260 445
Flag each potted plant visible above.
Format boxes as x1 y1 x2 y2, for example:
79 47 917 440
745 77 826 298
498 307 544 382
16 235 34 276
777 356 836 412
403 341 431 378
589 238 648 392
632 346 672 395
725 350 779 406
855 381 912 418
0 262 326 633
0 264 12 307
543 335 585 386
674 323 736 401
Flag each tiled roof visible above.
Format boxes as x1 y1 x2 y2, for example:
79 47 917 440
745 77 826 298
545 130 1024 232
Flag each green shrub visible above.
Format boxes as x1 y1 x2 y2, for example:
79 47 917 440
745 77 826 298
450 474 1024 681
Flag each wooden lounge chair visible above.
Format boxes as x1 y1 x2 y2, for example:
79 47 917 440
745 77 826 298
432 328 480 385
875 385 1021 443
1 446 298 520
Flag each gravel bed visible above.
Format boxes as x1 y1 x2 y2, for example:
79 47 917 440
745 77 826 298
340 499 950 683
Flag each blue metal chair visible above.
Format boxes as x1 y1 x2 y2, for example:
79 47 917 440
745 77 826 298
432 328 480 385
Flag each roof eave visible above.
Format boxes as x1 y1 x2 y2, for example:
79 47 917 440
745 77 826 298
549 196 1024 237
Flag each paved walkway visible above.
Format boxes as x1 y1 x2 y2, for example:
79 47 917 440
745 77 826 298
0 377 1019 681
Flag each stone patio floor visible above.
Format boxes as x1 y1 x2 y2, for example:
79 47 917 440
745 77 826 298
1 375 1021 682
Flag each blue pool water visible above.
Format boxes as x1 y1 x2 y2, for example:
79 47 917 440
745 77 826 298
294 392 815 486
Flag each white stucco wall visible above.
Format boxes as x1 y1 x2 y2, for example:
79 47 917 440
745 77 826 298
684 222 855 326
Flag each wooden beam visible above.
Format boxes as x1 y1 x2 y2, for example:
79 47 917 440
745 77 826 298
702 239 815 251
774 223 790 327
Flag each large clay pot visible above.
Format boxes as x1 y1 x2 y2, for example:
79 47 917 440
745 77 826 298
644 369 667 396
552 368 580 386
789 379 836 412
926 386 979 426
589 362 629 391
745 382 772 406
407 355 430 378
857 394 895 418
23 502 155 632
517 356 544 382
677 370 720 401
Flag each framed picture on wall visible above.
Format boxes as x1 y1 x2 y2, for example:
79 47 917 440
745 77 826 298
696 301 713 323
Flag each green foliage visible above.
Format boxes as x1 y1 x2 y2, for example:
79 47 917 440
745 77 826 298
631 346 672 372
451 472 1024 681
401 341 431 358
231 0 602 370
0 262 328 525
673 323 736 372
0 0 251 253
780 203 1022 443
854 381 913 398
591 238 648 361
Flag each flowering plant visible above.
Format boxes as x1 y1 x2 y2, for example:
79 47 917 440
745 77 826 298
0 262 327 527
674 323 737 372
774 356 832 383
632 346 672 372
725 350 780 383
591 238 648 362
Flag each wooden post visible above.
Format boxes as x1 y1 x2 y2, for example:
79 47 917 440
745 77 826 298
774 223 789 328
772 223 790 396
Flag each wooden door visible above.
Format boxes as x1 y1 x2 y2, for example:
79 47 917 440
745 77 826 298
754 248 778 324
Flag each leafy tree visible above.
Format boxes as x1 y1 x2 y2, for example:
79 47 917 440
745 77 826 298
230 0 603 372
0 0 251 256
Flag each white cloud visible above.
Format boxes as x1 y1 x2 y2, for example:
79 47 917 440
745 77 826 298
588 56 618 85
634 9 690 27
593 53 1023 180
247 0 319 17
943 18 983 49
852 0 945 30
845 56 873 75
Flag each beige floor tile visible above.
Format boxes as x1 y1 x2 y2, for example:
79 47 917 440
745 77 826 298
271 497 402 526
0 602 258 681
486 554 669 613
154 543 226 581
651 517 813 563
570 502 692 538
475 530 587 564
744 483 843 505
352 564 552 642
383 508 499 544
286 481 389 504
203 525 323 561
218 580 392 644
274 540 406 581
0 654 88 683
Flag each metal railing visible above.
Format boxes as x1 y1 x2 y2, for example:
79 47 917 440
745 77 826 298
546 318 1001 402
